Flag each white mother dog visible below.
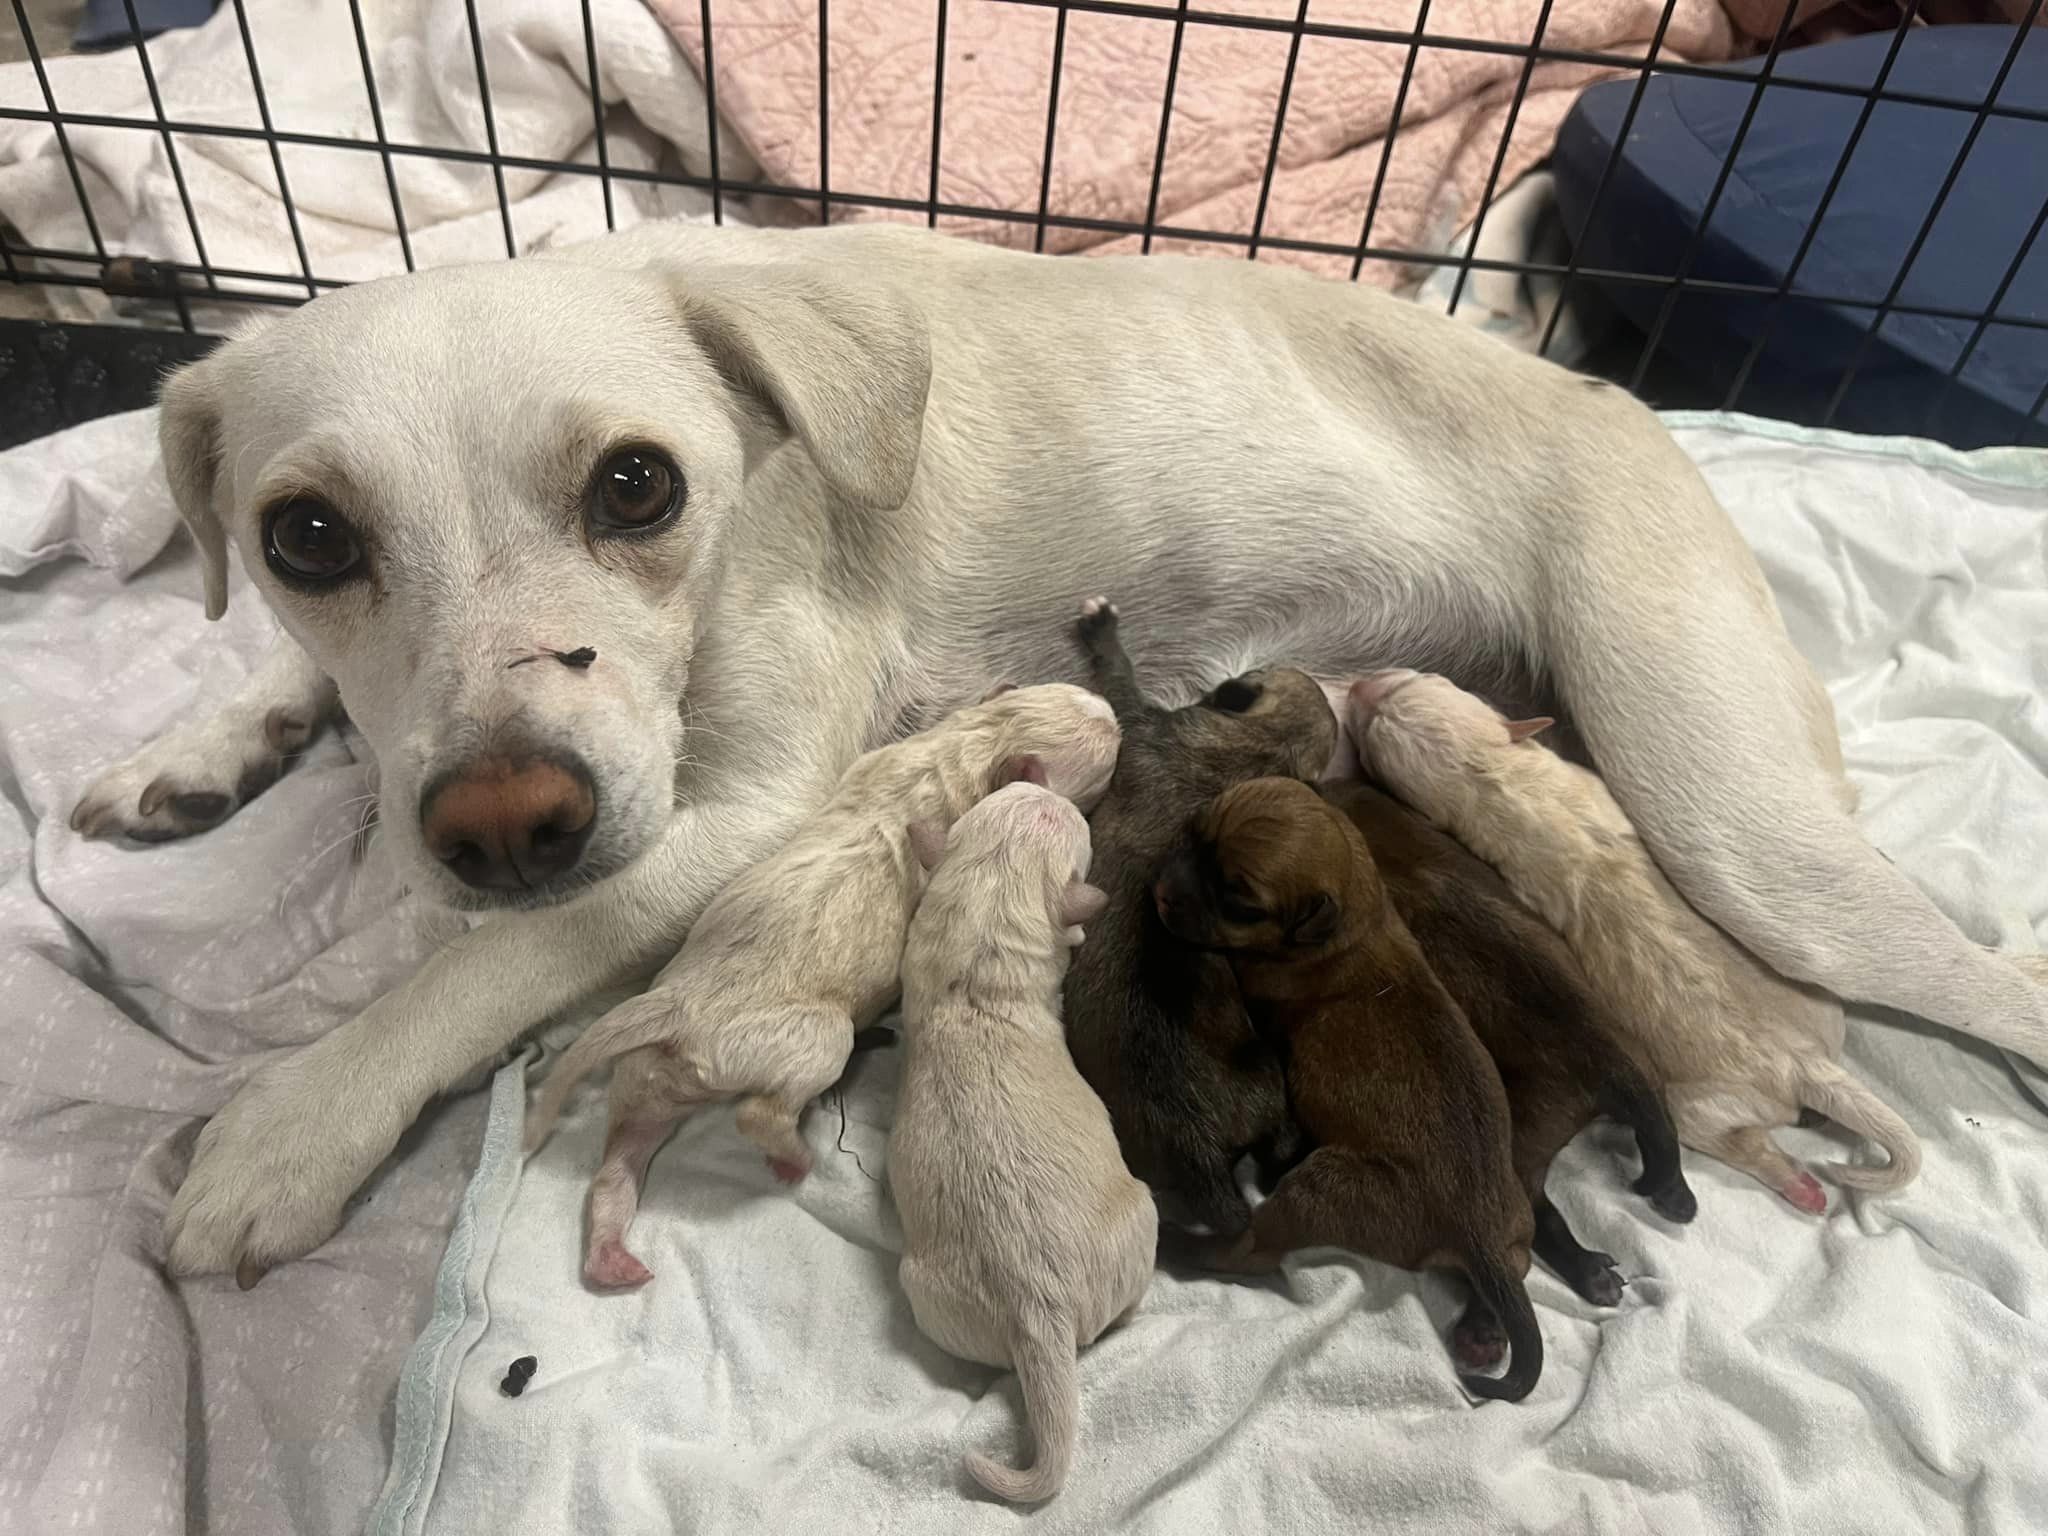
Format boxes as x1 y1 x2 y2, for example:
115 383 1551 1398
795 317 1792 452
69 221 2048 1281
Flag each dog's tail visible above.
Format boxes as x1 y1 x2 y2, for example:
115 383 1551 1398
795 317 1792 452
965 1316 1079 1503
1800 1057 1923 1195
1458 1245 1544 1404
524 991 687 1155
1600 1062 1698 1223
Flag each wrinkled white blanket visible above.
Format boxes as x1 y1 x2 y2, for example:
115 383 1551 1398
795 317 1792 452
370 415 2048 1536
0 0 744 326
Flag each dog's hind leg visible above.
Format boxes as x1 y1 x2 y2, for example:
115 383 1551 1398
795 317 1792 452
1551 482 2048 1070
584 1109 686 1291
736 1093 814 1184
71 635 339 843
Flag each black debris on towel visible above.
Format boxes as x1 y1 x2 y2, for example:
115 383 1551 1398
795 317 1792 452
500 1355 538 1397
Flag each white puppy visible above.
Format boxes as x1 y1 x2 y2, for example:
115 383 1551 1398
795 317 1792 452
69 220 2042 1281
889 783 1155 1504
1349 670 1921 1212
525 683 1118 1290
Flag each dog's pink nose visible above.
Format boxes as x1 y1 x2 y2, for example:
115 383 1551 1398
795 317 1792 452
420 754 597 891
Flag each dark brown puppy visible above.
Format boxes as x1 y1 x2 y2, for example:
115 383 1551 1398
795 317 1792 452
1062 599 1335 1234
1327 781 1696 1353
1154 776 1542 1402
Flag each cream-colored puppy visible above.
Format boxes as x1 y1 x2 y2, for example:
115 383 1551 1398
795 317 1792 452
524 683 1118 1290
1350 671 1920 1213
890 782 1155 1504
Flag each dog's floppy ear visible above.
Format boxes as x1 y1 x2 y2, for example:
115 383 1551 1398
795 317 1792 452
992 754 1048 792
908 818 950 872
674 264 932 511
1288 892 1340 946
158 353 234 620
1505 716 1555 743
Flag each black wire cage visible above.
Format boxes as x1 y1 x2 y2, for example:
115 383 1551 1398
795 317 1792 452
2 0 2045 448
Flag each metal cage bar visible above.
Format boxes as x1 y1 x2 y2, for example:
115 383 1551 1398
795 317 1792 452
4 0 2043 448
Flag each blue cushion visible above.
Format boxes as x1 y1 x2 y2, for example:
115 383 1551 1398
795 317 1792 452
1554 26 2048 447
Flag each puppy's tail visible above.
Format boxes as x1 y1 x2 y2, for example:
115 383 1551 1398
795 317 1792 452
1799 1057 1922 1195
1601 1063 1698 1223
1459 1246 1544 1404
524 991 687 1155
964 1317 1078 1503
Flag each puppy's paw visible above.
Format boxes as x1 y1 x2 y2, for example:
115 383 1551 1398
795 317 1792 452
1078 595 1118 622
1568 1253 1625 1308
767 1154 812 1185
71 709 304 843
584 1240 654 1292
1637 1172 1699 1224
1449 1310 1509 1371
1073 596 1121 652
1780 1170 1828 1215
164 1045 406 1285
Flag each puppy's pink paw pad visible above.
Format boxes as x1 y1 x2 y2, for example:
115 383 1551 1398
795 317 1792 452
585 1241 653 1291
1782 1171 1827 1214
768 1156 811 1185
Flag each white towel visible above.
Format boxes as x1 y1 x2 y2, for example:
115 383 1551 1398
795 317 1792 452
372 413 2048 1536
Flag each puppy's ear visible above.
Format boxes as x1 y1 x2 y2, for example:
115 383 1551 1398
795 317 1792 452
1060 879 1109 929
992 754 1048 791
980 681 1018 703
1288 892 1340 946
672 264 932 511
908 818 950 872
158 353 234 621
1505 716 1555 743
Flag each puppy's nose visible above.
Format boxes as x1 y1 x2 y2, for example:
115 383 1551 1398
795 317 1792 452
420 755 597 891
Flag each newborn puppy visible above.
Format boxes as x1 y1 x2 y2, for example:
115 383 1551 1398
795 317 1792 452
525 683 1121 1290
1351 672 1920 1212
1063 599 1336 1233
1156 777 1543 1402
1326 780 1696 1317
891 782 1155 1503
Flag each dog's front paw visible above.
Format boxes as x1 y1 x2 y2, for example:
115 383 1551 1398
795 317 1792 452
165 1046 406 1287
71 709 307 843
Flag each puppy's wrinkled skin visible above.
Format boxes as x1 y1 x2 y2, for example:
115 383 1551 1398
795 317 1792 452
97 221 2035 1281
524 684 1119 1290
1325 781 1696 1317
890 784 1155 1503
1351 672 1921 1212
1155 778 1543 1401
1062 599 1335 1233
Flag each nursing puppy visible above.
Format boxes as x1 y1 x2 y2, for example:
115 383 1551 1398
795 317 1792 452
1326 781 1696 1311
1063 599 1336 1233
1155 777 1543 1402
891 783 1155 1503
1350 672 1920 1211
524 683 1119 1290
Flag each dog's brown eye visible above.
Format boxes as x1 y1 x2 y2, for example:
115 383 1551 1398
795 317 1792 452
264 498 363 586
590 448 684 533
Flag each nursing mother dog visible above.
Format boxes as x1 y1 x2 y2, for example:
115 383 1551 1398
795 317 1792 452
68 220 2048 1283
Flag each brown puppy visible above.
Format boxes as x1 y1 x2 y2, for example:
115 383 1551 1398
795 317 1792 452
1326 782 1696 1335
1155 776 1542 1402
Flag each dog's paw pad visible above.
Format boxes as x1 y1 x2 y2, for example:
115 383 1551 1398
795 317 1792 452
584 1241 654 1291
1077 596 1118 624
1575 1260 1625 1308
767 1156 810 1185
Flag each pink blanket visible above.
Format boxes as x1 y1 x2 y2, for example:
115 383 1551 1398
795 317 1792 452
649 0 1742 283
